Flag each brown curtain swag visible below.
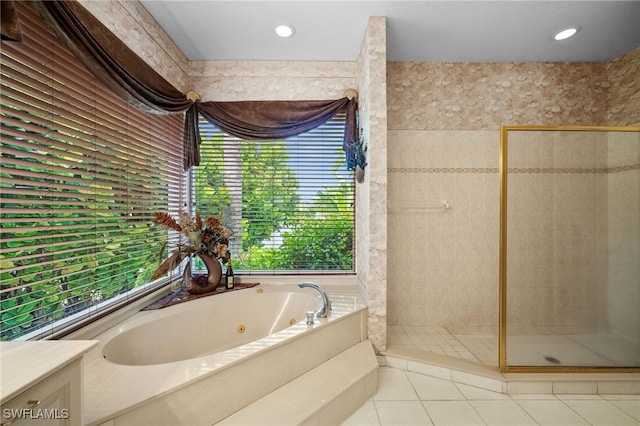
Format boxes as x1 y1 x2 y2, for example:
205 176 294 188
8 0 359 172
184 104 202 171
192 97 359 170
29 0 191 115
1 0 23 41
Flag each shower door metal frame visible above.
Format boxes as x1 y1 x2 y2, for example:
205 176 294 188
499 125 640 373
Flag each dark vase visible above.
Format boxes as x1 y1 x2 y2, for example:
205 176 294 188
184 253 222 294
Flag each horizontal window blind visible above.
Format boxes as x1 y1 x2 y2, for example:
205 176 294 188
0 2 185 340
196 115 355 273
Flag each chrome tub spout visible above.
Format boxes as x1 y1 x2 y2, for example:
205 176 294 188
298 282 331 318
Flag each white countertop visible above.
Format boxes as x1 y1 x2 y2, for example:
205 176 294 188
0 340 97 402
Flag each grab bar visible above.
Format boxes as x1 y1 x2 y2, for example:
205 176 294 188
397 200 451 212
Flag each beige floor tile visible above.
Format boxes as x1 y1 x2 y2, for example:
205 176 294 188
607 399 640 421
373 368 418 401
375 401 433 426
469 400 538 425
515 399 590 425
343 365 640 426
341 401 380 426
562 399 640 425
423 400 485 426
406 372 465 401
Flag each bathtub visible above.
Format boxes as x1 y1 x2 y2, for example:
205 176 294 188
82 283 368 425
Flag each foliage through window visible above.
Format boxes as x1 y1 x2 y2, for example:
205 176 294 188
195 116 355 272
0 2 185 340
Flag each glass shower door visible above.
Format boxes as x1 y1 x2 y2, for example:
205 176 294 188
499 126 640 371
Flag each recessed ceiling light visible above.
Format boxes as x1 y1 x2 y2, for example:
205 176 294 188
275 24 295 38
554 27 579 41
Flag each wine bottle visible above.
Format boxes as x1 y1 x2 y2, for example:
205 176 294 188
225 258 235 290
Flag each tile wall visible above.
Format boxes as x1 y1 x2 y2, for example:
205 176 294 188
386 129 499 334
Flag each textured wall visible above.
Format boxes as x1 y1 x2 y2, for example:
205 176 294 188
189 61 356 101
356 16 388 352
608 47 640 126
388 62 609 131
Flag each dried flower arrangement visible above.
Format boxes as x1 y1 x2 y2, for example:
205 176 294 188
151 211 229 280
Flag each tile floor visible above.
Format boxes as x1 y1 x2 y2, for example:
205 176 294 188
345 326 639 425
341 367 640 425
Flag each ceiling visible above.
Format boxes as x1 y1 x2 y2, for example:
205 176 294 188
139 1 640 63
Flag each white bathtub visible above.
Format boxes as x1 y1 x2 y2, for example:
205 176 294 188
102 287 320 365
82 283 368 425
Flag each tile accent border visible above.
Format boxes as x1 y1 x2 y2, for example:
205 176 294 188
508 164 640 174
388 167 498 174
388 164 639 174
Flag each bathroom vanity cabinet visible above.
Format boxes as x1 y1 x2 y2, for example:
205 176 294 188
0 341 96 426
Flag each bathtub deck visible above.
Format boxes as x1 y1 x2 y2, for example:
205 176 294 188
83 291 368 425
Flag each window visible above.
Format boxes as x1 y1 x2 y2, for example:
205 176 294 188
0 2 185 340
196 115 355 273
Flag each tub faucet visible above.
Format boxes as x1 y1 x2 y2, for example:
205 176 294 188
298 282 331 318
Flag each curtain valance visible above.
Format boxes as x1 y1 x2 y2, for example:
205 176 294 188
29 0 192 114
190 97 358 169
2 0 359 172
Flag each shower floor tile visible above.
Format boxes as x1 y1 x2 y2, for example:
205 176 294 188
388 326 638 368
387 326 497 367
507 334 635 367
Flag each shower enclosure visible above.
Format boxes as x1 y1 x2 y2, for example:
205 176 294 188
499 126 640 372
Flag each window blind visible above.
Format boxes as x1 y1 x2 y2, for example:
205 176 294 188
0 2 185 340
195 114 355 273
